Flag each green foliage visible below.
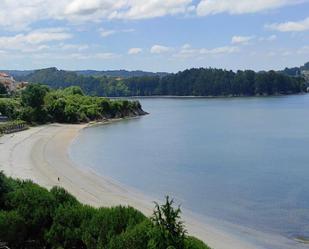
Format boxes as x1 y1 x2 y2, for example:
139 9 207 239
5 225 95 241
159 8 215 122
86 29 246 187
108 220 152 249
46 205 94 249
6 181 55 244
185 237 211 249
150 196 186 249
0 211 27 248
50 186 79 207
0 84 145 124
0 120 27 134
0 98 21 119
19 84 50 123
21 83 50 108
0 172 11 208
63 86 85 96
0 83 7 94
0 173 210 249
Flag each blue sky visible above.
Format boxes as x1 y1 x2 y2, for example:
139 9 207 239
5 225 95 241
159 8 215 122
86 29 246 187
0 0 309 72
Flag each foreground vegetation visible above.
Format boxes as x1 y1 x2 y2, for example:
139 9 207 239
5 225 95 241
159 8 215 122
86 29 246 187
0 84 146 125
0 120 27 134
16 67 306 97
0 172 209 249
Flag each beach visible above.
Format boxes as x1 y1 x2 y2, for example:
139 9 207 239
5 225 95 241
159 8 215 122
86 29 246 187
0 123 282 249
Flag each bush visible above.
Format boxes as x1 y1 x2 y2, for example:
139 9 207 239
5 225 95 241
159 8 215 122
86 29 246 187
46 205 94 249
0 120 27 134
185 236 211 249
21 84 49 109
0 211 27 248
85 206 146 248
50 186 79 207
6 181 55 244
0 173 210 249
108 220 152 249
0 98 20 119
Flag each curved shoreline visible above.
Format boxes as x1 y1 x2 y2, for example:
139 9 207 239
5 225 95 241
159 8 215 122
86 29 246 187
0 123 303 249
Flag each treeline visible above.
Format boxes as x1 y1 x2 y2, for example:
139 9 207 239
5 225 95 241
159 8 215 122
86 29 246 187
18 67 305 97
0 84 146 124
281 61 309 77
75 69 168 78
0 172 209 249
124 69 305 96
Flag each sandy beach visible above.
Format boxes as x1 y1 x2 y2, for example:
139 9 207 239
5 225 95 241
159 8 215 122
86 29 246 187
0 123 291 249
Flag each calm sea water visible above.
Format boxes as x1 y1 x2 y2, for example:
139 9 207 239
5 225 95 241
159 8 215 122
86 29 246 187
70 95 309 247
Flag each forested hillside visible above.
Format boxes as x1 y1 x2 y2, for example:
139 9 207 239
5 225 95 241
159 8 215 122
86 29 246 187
17 67 305 97
75 69 168 78
3 69 168 80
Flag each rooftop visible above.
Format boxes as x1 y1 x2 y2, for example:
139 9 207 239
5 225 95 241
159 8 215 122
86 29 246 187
0 72 10 78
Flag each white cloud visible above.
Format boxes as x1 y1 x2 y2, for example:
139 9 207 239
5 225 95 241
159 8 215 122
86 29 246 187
231 35 254 45
196 0 304 16
111 0 193 20
100 28 135 37
0 0 307 30
95 52 120 59
150 45 172 54
175 44 197 58
266 17 309 32
0 0 194 30
23 28 72 44
100 29 117 37
259 35 277 41
128 48 142 55
0 28 72 51
52 51 120 60
200 46 239 54
59 44 89 51
297 46 309 55
175 44 239 58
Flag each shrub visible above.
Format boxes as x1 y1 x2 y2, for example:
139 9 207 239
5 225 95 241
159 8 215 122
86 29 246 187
0 211 27 249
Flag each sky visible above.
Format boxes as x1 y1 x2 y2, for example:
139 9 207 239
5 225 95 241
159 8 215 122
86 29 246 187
0 0 309 72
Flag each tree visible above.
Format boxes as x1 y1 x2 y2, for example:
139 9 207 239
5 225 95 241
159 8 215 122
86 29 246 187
150 196 186 249
50 186 79 207
185 237 211 249
21 84 49 109
6 181 55 245
0 83 7 95
0 211 27 249
0 172 10 209
63 86 84 96
107 220 152 249
46 205 93 249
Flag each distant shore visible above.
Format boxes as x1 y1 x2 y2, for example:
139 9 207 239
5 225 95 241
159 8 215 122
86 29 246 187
112 92 308 100
0 122 297 249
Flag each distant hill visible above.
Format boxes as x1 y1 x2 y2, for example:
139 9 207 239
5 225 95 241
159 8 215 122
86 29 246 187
2 69 168 79
75 70 168 78
1 70 34 78
12 66 305 97
280 62 309 85
280 61 309 77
